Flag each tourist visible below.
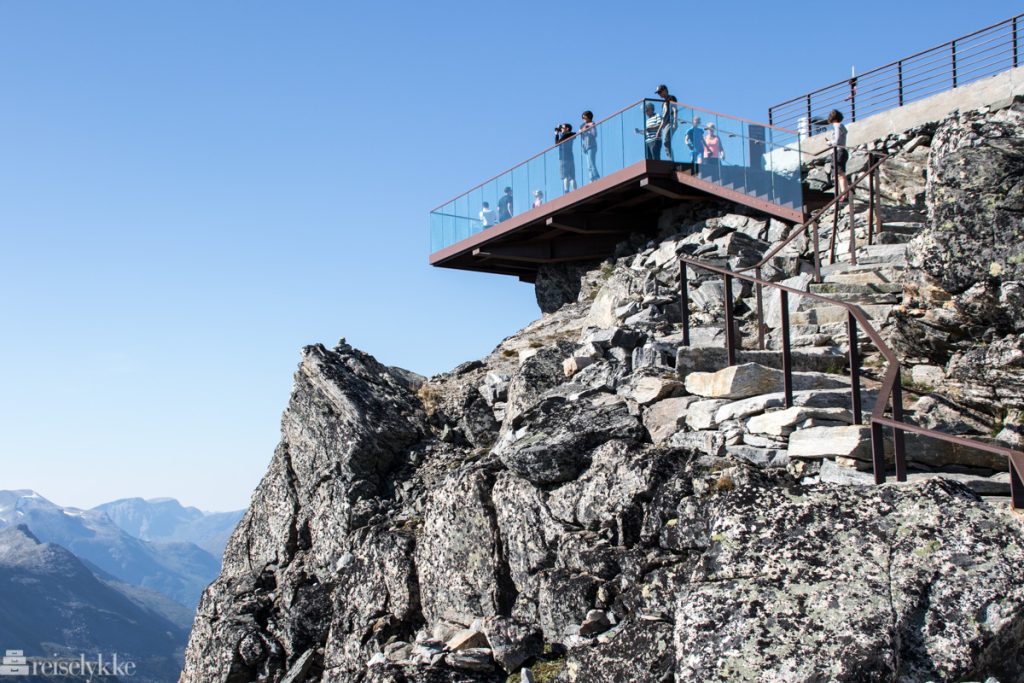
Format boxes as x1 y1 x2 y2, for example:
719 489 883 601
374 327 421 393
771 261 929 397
580 110 599 182
555 123 577 193
479 201 498 228
497 186 513 222
533 189 544 207
654 85 678 162
827 109 850 198
636 103 663 160
702 122 725 182
685 115 704 168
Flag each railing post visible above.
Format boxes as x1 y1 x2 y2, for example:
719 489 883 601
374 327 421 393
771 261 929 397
1011 458 1023 510
897 60 904 107
1014 17 1019 69
892 374 908 482
779 290 793 408
755 266 765 351
847 182 857 266
679 263 690 347
811 218 821 283
849 77 857 122
867 156 875 246
806 94 812 134
847 312 863 425
723 274 736 366
871 420 887 485
952 40 958 88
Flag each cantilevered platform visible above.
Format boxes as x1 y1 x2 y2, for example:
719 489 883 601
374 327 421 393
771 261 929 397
429 99 814 282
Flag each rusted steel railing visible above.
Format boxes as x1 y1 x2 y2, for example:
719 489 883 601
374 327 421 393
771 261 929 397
677 248 1024 510
769 14 1024 132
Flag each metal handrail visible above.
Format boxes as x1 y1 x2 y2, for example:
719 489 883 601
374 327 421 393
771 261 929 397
675 252 1024 509
769 14 1023 129
729 151 890 282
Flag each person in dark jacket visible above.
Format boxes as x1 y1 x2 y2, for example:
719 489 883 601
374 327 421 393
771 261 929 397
555 123 577 193
497 186 513 222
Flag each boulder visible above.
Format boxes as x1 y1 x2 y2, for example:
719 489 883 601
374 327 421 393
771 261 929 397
685 399 730 431
788 425 873 461
481 616 543 673
628 375 685 405
746 407 853 437
685 363 783 399
493 394 644 485
643 396 699 445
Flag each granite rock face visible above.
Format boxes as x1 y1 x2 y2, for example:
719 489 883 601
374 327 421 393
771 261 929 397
917 103 1024 294
182 105 1024 683
181 332 1024 682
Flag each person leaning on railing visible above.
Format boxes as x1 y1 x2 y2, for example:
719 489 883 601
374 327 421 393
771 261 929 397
827 109 850 198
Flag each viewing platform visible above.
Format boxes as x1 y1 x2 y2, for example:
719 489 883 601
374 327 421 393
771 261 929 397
429 99 809 282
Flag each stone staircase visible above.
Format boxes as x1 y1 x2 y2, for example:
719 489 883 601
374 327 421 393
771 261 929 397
669 204 1016 507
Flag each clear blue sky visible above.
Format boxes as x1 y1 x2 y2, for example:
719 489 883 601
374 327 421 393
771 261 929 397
1 1 1019 511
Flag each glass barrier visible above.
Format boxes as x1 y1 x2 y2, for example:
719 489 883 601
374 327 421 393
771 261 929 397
430 99 802 254
657 100 804 213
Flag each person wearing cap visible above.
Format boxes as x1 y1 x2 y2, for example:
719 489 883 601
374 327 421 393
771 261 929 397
701 122 725 182
497 186 513 222
654 84 678 162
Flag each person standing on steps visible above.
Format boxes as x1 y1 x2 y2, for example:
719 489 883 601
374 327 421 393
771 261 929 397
685 115 704 170
497 186 513 222
654 84 678 162
555 123 577 193
827 109 850 199
579 110 600 182
636 102 663 160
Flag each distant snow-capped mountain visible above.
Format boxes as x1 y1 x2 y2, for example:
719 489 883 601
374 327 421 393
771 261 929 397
0 490 232 609
94 496 243 557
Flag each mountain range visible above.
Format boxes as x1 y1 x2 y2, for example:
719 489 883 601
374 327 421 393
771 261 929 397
0 490 242 609
0 491 243 682
0 524 189 683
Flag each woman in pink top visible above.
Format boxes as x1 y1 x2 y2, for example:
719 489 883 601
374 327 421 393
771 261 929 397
702 122 725 182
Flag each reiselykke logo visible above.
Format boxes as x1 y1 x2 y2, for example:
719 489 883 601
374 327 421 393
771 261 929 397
0 649 136 677
0 651 28 676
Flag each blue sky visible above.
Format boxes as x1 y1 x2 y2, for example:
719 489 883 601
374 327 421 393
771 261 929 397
1 1 1019 511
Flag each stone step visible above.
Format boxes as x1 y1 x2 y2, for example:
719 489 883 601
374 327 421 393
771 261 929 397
880 221 924 233
817 460 1011 496
809 282 904 295
790 303 894 327
820 261 907 278
854 243 908 266
675 345 846 376
798 291 901 307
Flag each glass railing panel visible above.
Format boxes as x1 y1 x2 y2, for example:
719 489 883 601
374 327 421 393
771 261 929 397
429 99 802 257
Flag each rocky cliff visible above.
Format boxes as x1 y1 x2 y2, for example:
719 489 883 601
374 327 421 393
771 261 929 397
181 103 1024 683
